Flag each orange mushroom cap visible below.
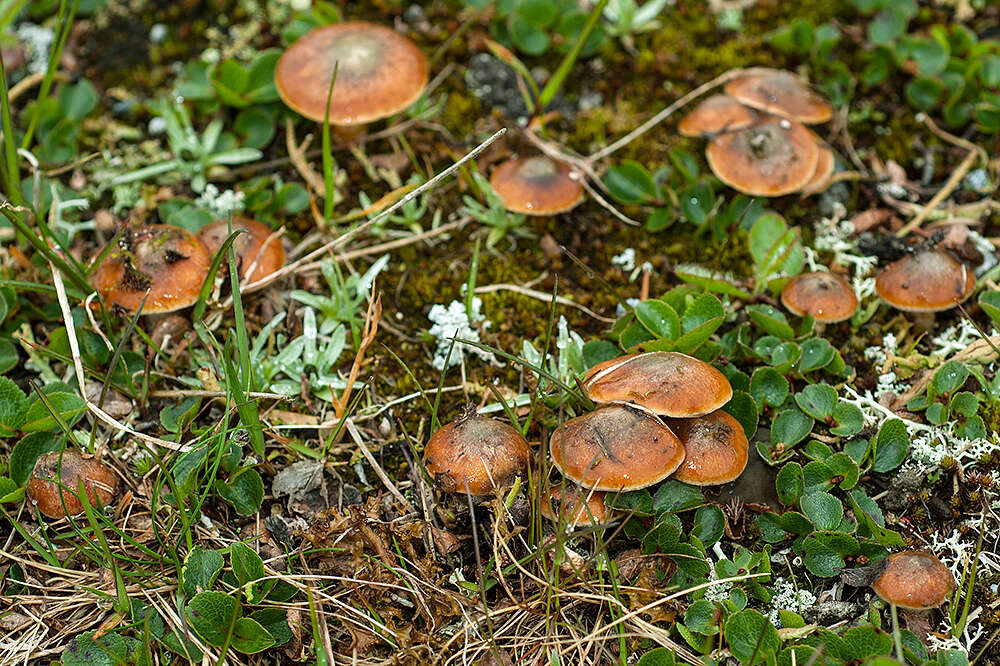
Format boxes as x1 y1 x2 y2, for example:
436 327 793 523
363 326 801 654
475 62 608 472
669 410 748 486
706 116 820 197
800 141 836 195
91 224 212 314
583 351 733 418
875 249 975 313
27 450 119 519
275 22 428 126
489 156 584 216
678 94 758 137
423 415 532 496
197 217 285 283
549 406 685 492
540 486 610 527
780 271 858 323
725 69 833 124
872 551 954 610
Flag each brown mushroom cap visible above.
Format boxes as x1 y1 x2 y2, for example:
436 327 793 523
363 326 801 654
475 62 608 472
800 142 836 195
197 217 285 283
678 94 758 137
27 451 119 519
540 486 610 526
91 224 212 314
489 156 584 216
583 351 733 418
669 410 749 486
780 271 858 323
706 117 819 197
875 249 976 313
724 69 833 124
423 415 531 496
275 22 428 126
872 551 954 610
550 406 685 491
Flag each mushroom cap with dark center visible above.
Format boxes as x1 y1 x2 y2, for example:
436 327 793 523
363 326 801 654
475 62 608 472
705 117 820 197
549 406 685 492
540 486 610 526
489 156 583 216
800 142 836 195
875 249 976 313
678 94 757 137
583 351 733 418
725 69 833 124
27 450 119 519
423 415 531 496
275 22 428 126
91 224 212 314
668 410 748 486
197 217 285 283
872 551 954 610
781 271 858 323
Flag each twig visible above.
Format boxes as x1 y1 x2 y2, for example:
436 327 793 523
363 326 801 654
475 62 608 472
345 418 415 513
474 283 616 323
148 389 293 400
895 149 979 238
219 128 507 307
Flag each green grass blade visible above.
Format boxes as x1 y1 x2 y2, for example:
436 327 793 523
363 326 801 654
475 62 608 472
322 63 339 222
539 0 609 111
21 0 80 150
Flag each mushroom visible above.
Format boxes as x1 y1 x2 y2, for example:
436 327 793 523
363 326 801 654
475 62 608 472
549 406 685 492
582 351 732 418
724 69 833 125
27 450 119 519
780 271 858 325
705 116 820 197
275 21 428 137
197 217 285 283
799 141 836 195
872 551 954 611
678 94 758 138
540 486 610 528
489 156 584 216
668 410 748 486
874 248 976 329
423 414 532 496
90 224 212 315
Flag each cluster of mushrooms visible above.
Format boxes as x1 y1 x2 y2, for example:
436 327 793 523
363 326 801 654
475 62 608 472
679 68 835 197
90 219 284 316
424 350 749 527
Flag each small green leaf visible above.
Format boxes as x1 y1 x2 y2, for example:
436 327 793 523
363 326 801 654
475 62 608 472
652 479 703 513
771 409 814 451
750 367 789 408
802 536 845 577
583 340 618 368
182 547 224 598
0 376 27 436
22 389 86 432
724 609 780 663
830 401 865 437
929 360 969 399
799 337 835 373
872 418 908 473
216 467 264 515
747 305 795 340
634 300 680 340
800 491 843 530
691 505 725 546
186 591 239 647
604 161 659 204
775 462 804 506
636 648 677 666
795 384 837 420
9 432 62 486
231 617 276 654
231 541 267 603
722 390 758 439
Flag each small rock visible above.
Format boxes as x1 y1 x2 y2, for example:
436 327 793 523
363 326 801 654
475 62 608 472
804 600 864 626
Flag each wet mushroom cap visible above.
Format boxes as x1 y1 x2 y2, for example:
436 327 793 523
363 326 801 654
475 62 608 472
872 551 954 610
540 486 610 526
90 224 212 314
705 117 820 197
800 142 836 195
549 406 685 492
678 94 757 137
668 410 748 486
875 249 976 312
197 218 285 283
583 351 733 418
27 450 119 519
781 271 858 323
489 156 584 216
423 415 532 496
725 69 833 124
275 22 428 126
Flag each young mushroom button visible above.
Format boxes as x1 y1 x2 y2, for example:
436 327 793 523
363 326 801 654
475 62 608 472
197 217 285 283
489 156 584 216
423 415 531 496
90 224 212 315
875 249 975 315
780 271 858 324
705 117 820 197
275 21 428 131
872 551 954 611
549 406 685 492
540 486 610 528
668 410 749 486
27 450 119 519
583 351 732 418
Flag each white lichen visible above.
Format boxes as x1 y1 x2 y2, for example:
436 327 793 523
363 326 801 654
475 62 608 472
427 297 496 370
195 184 246 218
767 577 817 626
16 23 54 75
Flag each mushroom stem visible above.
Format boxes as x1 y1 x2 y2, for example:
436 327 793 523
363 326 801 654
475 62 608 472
913 312 935 331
